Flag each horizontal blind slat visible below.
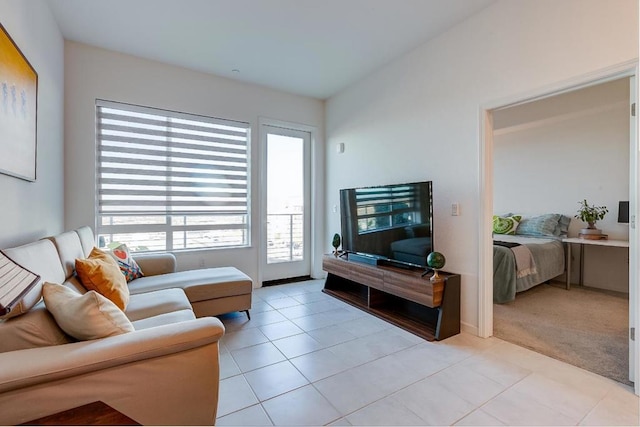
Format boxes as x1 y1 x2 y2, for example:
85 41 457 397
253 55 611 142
100 200 247 207
99 223 249 233
97 100 249 131
98 123 246 145
99 189 247 198
98 167 244 181
99 178 246 189
99 144 247 164
98 112 248 138
98 155 247 173
100 211 247 216
99 133 247 151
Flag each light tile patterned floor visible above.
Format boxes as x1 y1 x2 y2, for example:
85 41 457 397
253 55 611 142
216 280 640 426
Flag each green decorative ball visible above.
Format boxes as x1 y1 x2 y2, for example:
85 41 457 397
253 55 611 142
426 252 446 270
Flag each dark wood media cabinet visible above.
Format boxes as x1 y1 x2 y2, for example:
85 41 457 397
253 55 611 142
322 254 460 341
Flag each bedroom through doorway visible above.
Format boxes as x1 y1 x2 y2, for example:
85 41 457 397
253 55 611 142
487 76 636 387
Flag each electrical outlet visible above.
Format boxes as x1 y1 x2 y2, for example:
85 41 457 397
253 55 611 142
451 203 460 216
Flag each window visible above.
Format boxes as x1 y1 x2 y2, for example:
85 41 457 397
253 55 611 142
96 100 250 252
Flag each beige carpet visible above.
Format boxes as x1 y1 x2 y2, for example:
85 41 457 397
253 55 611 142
493 283 631 385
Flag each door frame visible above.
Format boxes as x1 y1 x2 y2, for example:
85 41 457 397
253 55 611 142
478 60 639 394
258 117 320 285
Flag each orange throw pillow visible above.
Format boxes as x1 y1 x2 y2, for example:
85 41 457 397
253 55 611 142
75 247 129 310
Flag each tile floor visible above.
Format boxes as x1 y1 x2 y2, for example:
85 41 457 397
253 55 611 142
215 279 640 426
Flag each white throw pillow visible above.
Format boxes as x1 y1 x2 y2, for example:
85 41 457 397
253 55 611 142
42 282 134 341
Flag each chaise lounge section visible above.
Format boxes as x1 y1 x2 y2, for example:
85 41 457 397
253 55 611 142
72 226 254 318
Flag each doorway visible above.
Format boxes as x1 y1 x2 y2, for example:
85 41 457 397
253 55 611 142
478 61 639 393
260 123 311 283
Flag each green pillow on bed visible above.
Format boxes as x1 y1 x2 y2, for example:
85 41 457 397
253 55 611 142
493 215 521 235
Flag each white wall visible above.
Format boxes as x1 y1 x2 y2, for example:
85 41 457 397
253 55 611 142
494 78 630 292
325 0 638 333
64 42 325 284
0 0 64 248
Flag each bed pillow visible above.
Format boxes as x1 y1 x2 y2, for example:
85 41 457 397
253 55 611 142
493 215 522 235
516 213 562 237
554 215 571 237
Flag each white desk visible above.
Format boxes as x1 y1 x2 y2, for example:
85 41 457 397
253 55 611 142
562 237 629 290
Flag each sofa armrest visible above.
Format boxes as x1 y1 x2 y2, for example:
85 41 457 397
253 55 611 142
0 316 224 393
133 252 177 276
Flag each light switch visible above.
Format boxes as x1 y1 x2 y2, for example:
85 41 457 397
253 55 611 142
452 203 460 216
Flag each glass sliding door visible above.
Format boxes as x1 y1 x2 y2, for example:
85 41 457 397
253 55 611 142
261 124 311 282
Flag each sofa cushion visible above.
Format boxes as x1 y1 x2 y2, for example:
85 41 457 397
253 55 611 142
49 230 85 280
75 248 129 310
125 288 192 322
128 267 252 303
131 309 196 330
63 276 88 295
132 253 177 277
0 304 71 352
1 240 66 319
75 226 95 257
42 282 134 341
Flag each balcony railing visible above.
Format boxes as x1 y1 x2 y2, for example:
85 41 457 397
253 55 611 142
267 213 303 264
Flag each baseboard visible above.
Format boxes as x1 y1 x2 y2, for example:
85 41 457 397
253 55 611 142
460 320 479 337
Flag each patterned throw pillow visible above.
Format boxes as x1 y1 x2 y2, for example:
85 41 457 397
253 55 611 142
493 215 522 235
109 244 144 282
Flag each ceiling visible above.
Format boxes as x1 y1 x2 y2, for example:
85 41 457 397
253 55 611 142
47 0 495 100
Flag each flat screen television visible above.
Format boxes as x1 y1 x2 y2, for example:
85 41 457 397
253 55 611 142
340 181 433 268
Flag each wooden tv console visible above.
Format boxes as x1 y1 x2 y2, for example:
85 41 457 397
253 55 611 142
322 254 460 341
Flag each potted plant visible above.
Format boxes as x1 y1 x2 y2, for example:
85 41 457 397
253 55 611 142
575 199 608 235
332 233 341 256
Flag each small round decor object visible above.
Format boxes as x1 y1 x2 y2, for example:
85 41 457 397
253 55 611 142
426 252 446 270
427 251 446 282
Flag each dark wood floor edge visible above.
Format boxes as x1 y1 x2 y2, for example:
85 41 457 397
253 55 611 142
262 275 312 287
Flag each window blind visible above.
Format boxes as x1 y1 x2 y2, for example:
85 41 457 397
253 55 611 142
96 100 250 251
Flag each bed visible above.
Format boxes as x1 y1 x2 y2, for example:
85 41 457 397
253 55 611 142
493 213 569 303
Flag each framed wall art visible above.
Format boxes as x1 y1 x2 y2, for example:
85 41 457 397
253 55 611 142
0 23 38 182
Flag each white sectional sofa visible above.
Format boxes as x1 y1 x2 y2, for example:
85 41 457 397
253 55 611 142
0 226 253 425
